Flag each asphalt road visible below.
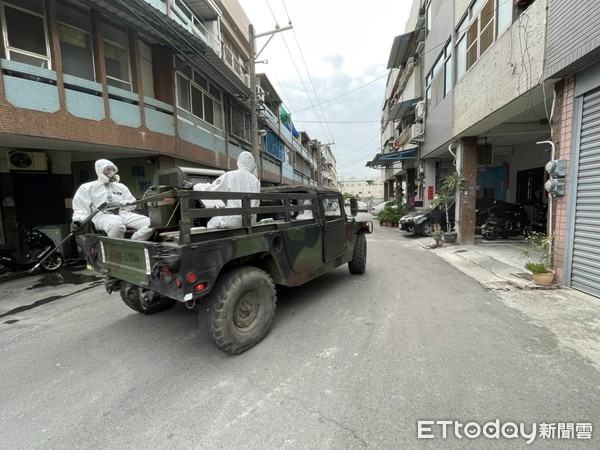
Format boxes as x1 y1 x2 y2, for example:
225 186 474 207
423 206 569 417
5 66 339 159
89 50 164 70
1 217 599 449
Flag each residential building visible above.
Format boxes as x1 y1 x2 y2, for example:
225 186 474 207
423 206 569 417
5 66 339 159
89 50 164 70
377 0 600 296
0 0 326 247
338 176 384 202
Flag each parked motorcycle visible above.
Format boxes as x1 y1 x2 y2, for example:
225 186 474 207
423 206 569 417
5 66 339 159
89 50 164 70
480 200 530 240
0 222 64 274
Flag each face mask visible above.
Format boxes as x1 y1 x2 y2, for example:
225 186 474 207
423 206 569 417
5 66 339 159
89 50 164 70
104 166 118 182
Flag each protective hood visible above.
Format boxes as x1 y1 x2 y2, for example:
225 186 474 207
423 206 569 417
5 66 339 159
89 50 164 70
95 159 119 183
236 151 256 172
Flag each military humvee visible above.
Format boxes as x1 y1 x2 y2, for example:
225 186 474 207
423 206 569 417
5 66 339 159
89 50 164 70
85 167 373 354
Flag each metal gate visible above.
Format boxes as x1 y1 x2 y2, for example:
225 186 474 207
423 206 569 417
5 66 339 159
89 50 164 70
571 88 600 297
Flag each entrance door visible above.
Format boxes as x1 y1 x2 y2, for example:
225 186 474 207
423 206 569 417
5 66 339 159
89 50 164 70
476 164 508 200
322 196 345 262
570 88 600 297
12 173 66 226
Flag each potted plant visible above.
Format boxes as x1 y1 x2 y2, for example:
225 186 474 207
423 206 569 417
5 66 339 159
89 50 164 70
430 172 464 243
523 232 555 285
431 230 445 247
377 199 407 227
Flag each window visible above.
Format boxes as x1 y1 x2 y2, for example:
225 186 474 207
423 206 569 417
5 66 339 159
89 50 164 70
57 2 94 80
175 57 223 129
103 19 131 91
322 198 342 218
2 1 50 68
139 40 154 98
425 41 452 113
455 0 513 80
425 0 443 33
229 101 250 140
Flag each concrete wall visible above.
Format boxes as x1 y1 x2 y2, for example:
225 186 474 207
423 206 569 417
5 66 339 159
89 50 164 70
422 93 453 156
423 0 454 74
453 0 546 136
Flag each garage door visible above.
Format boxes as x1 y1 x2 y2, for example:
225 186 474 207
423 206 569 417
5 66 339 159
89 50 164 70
571 88 600 297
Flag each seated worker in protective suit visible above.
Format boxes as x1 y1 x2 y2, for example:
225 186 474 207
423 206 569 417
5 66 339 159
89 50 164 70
295 199 313 220
70 159 154 240
192 151 261 228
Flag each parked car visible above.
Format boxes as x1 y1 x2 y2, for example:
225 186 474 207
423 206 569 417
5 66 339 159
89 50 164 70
399 198 498 236
399 209 452 236
357 201 368 212
371 201 392 216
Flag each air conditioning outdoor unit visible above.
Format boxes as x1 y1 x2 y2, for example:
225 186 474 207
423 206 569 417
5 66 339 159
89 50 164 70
415 101 426 122
410 123 424 142
8 151 48 171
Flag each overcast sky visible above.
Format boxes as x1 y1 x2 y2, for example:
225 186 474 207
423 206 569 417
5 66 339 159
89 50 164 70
237 0 411 179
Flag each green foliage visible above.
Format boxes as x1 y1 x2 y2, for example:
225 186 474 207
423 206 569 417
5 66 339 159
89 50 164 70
342 192 354 200
378 201 407 225
431 230 444 240
524 261 548 274
523 231 554 273
431 172 464 232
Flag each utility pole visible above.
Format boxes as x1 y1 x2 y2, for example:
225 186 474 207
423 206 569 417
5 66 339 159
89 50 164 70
249 22 292 182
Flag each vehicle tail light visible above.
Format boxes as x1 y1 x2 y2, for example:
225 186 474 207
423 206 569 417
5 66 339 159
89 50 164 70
185 272 197 284
174 277 182 288
194 282 207 292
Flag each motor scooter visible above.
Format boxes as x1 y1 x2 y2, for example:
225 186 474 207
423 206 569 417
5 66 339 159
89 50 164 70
480 200 530 240
0 222 64 274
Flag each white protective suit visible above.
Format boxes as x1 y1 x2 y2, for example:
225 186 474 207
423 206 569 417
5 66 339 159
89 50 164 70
71 159 153 240
295 200 313 220
193 151 261 228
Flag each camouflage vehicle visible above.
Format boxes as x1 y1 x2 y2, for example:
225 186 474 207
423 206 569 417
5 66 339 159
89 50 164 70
85 168 373 354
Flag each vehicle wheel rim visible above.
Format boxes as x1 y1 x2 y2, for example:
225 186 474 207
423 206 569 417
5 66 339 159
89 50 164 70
234 291 261 332
423 223 433 236
43 256 61 271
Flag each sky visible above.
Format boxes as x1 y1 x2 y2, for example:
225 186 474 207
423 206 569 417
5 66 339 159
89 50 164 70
237 0 412 180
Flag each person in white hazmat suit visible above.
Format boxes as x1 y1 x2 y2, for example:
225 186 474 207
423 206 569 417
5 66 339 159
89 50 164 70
70 159 154 240
192 151 261 229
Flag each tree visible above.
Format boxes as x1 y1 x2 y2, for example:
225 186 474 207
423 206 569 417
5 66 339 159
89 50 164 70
430 172 464 233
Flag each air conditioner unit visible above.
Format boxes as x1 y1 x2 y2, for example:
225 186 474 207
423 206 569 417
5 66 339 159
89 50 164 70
415 101 425 122
410 123 424 142
8 151 48 171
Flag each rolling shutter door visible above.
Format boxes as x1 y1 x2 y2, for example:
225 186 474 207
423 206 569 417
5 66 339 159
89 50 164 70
571 88 600 297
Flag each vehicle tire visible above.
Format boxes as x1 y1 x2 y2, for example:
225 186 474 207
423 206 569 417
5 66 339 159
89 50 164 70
120 282 177 315
41 253 63 272
348 233 367 274
200 266 277 355
421 221 433 236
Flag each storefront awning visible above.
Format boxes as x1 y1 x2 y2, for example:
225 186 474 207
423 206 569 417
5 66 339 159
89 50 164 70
366 148 418 168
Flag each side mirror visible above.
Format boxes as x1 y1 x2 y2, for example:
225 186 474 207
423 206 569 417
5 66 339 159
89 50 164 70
350 198 358 216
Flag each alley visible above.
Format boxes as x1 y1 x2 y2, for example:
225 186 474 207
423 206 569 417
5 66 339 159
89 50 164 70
0 222 599 449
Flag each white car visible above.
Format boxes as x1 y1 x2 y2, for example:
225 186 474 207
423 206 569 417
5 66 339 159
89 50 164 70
357 201 368 212
371 201 392 216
